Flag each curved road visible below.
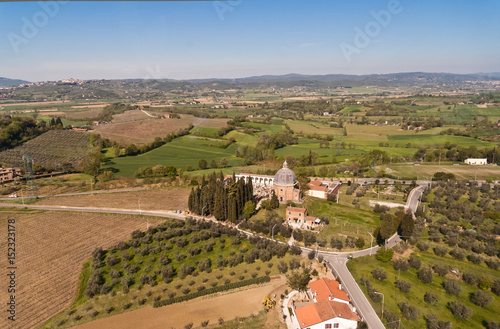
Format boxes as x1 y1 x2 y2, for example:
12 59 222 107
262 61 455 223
0 185 425 329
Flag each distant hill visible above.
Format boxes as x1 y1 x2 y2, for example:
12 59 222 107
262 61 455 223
2 72 499 102
0 77 30 87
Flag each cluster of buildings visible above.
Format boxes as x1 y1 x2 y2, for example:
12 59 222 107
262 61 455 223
290 278 360 329
231 161 341 230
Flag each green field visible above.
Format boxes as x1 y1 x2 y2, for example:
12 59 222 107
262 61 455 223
105 135 242 176
285 120 343 135
388 134 497 148
378 163 500 180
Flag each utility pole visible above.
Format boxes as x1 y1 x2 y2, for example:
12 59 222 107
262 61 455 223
374 291 385 320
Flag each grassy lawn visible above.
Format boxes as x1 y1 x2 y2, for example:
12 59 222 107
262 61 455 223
347 248 500 329
302 197 381 248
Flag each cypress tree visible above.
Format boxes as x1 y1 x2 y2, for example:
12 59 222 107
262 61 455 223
188 188 194 211
247 177 254 202
270 190 279 209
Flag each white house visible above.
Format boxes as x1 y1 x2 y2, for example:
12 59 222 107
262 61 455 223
464 158 488 165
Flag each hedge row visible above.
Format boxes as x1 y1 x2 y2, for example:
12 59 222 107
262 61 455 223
153 276 270 308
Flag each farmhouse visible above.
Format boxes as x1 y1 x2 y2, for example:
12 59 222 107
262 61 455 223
286 206 320 229
292 278 360 329
0 167 21 182
464 158 488 165
307 180 341 200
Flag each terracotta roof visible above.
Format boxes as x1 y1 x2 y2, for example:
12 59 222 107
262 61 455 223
309 278 350 302
309 180 323 187
295 300 360 328
309 185 327 192
305 216 317 223
286 206 307 213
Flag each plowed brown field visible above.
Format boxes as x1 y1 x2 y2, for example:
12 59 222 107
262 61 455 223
0 211 163 329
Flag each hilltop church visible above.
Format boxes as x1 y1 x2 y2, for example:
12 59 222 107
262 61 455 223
232 161 302 204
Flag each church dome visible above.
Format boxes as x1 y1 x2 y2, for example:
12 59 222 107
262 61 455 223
274 161 296 185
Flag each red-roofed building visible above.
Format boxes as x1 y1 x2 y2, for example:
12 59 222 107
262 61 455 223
309 278 350 304
286 206 321 229
307 180 342 200
294 299 360 329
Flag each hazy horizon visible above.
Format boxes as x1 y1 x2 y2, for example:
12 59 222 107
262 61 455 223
1 0 499 82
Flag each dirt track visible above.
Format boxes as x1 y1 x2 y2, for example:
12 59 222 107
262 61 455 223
73 277 286 329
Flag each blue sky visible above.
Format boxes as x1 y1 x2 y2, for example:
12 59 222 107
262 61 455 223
0 0 499 81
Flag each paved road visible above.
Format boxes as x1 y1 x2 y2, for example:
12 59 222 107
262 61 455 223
324 256 385 329
0 184 424 329
0 187 149 201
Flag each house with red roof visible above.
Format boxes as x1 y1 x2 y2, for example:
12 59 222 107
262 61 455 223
307 180 342 200
286 206 321 230
292 278 360 329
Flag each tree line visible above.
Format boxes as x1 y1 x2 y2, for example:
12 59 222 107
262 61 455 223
188 172 254 223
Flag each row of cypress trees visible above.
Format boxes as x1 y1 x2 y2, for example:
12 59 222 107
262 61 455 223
188 172 254 223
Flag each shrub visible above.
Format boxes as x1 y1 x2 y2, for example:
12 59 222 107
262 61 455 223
443 279 461 296
417 240 430 251
395 280 412 293
449 300 473 320
384 310 399 329
398 302 418 320
449 248 466 260
375 247 394 262
434 245 448 257
200 320 209 327
487 321 500 329
425 314 452 329
371 268 387 281
408 254 422 270
418 267 433 284
432 264 448 277
462 272 478 286
424 291 439 304
393 258 409 271
355 237 365 249
492 280 500 296
486 258 500 270
470 290 493 307
184 323 193 329
307 250 316 260
468 253 483 265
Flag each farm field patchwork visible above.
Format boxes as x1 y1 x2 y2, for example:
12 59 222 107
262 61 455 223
91 115 228 146
106 136 242 176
